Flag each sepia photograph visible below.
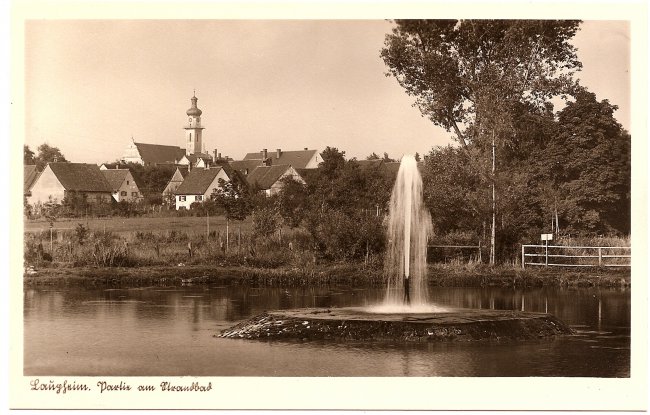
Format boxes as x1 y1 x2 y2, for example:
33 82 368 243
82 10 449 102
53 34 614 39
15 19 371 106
7 1 648 411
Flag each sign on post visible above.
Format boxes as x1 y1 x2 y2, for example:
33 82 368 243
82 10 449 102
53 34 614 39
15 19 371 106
541 233 553 241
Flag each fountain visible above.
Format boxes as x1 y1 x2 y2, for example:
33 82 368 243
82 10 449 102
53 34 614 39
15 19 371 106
219 155 572 342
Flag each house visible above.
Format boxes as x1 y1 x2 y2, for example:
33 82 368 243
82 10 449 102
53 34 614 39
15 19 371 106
177 153 214 168
162 166 190 203
28 162 113 206
121 141 186 166
24 165 39 196
101 168 142 202
174 166 232 210
241 148 320 169
245 164 305 197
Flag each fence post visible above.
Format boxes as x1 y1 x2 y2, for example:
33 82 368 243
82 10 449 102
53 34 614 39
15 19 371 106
521 245 525 269
598 247 602 267
545 240 549 266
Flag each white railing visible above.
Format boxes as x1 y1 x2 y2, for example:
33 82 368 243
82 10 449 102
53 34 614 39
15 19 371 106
521 245 631 269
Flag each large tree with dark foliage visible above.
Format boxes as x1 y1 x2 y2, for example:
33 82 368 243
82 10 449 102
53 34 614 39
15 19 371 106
538 88 631 236
382 19 583 262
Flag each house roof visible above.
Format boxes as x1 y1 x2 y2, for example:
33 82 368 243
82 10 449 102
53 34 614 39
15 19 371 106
175 166 190 179
48 163 113 193
175 167 225 195
101 169 130 191
242 149 317 169
229 159 263 175
24 165 39 192
135 142 186 164
246 165 294 190
185 153 213 164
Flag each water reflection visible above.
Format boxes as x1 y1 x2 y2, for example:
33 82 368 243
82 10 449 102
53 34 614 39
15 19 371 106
24 284 630 377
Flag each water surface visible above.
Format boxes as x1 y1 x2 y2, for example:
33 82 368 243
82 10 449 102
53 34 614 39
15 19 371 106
24 284 630 376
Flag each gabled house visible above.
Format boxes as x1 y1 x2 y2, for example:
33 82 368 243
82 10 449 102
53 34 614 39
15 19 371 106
241 148 320 169
28 162 113 206
177 153 213 168
121 141 186 166
174 166 231 210
24 165 39 196
246 164 305 196
162 166 190 203
101 168 142 202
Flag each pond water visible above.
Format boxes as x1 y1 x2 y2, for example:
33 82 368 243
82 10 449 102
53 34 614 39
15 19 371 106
23 283 630 377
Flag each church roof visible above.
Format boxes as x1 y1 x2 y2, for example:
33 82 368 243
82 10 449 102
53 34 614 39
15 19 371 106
186 95 202 116
175 167 225 195
101 169 130 192
242 149 317 169
246 165 294 190
134 142 186 165
48 163 112 193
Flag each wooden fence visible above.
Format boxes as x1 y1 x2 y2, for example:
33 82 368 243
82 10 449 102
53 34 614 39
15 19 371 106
521 245 631 269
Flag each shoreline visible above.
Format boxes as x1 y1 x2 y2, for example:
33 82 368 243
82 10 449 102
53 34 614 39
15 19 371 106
23 263 631 289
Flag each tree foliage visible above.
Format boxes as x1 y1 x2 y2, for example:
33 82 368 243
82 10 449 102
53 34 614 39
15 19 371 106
35 143 68 170
381 19 582 150
24 145 35 165
211 173 255 222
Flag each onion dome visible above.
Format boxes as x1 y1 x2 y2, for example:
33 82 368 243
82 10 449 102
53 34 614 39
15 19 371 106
186 94 202 116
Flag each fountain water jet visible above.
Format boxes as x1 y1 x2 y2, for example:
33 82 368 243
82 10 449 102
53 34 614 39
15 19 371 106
384 155 433 307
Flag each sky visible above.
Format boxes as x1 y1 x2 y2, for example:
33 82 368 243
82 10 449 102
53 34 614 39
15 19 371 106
23 20 631 164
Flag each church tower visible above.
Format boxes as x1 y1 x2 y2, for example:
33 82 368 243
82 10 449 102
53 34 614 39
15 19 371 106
184 92 204 155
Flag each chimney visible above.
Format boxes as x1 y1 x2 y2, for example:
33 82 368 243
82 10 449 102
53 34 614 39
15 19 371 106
213 148 218 161
218 152 221 159
304 147 308 151
53 156 58 163
276 148 281 159
262 148 268 160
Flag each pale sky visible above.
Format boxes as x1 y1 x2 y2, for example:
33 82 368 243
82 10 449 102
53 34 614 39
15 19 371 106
24 20 630 164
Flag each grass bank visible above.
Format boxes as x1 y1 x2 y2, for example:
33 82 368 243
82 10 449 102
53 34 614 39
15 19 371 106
24 262 630 289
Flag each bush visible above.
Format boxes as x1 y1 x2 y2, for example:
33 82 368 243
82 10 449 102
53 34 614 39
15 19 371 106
252 206 281 239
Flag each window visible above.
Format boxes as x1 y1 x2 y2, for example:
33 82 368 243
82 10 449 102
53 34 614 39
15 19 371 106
120 191 127 196
132 192 138 197
179 196 186 202
195 195 203 201
126 180 129 185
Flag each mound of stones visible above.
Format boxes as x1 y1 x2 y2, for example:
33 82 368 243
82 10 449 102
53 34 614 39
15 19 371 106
218 307 573 342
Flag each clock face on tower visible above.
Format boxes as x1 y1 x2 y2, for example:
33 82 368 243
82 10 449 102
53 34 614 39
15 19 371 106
188 117 192 123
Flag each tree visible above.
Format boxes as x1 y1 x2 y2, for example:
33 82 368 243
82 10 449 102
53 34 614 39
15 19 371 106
35 143 68 170
381 19 582 263
319 146 346 177
24 145 35 165
539 88 631 235
124 162 174 204
276 176 310 228
366 152 380 160
211 173 254 222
